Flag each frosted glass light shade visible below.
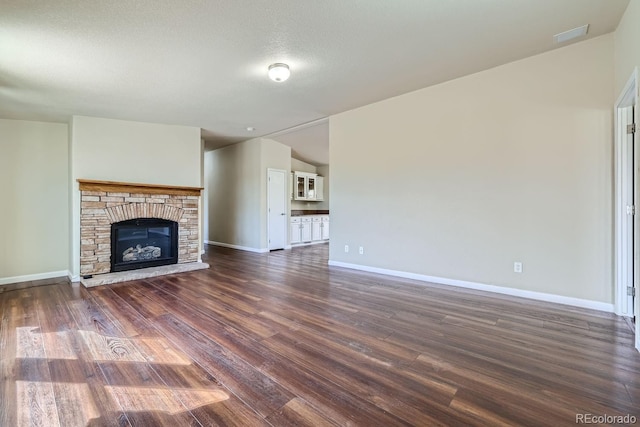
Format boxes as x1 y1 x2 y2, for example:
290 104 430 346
268 63 290 82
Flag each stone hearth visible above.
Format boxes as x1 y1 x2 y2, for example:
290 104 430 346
78 180 202 278
80 262 209 287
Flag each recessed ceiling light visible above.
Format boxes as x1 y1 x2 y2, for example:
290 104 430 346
246 127 255 132
268 63 290 82
553 24 589 44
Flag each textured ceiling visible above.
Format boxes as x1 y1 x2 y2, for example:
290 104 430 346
0 0 630 165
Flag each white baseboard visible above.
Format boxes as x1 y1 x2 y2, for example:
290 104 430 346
205 241 269 253
328 260 614 313
0 270 70 286
291 240 329 248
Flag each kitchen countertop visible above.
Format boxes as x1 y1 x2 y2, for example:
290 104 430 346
291 210 329 217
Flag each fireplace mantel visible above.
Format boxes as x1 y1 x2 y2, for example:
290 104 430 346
78 179 203 196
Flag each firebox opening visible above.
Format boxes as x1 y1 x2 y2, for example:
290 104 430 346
111 218 178 272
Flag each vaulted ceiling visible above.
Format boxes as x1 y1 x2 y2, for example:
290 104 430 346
0 0 630 165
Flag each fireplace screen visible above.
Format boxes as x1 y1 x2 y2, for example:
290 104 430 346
111 218 178 272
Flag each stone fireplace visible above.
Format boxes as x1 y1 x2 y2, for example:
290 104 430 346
78 180 202 278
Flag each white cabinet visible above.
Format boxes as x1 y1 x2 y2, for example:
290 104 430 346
315 215 329 240
290 217 301 244
290 173 294 200
294 173 305 200
294 172 317 200
321 216 330 240
290 216 313 243
312 216 322 241
316 176 324 201
290 215 330 245
301 217 312 242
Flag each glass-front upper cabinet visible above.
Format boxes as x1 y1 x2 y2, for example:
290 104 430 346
307 176 316 199
296 175 306 199
294 172 318 200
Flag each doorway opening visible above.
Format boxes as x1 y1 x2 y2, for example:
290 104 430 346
267 168 288 251
615 68 638 351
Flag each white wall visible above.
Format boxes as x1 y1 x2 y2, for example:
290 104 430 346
200 138 206 253
291 158 317 174
0 119 69 283
70 116 202 278
614 0 640 95
71 116 201 186
205 138 291 251
329 35 614 304
205 139 262 250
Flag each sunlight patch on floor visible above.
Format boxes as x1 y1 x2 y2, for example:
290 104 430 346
17 327 193 365
16 381 105 427
77 330 147 362
105 385 229 415
17 381 103 426
136 336 192 365
16 327 45 359
16 381 60 427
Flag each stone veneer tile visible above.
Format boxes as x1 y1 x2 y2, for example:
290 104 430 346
100 196 125 203
79 188 200 277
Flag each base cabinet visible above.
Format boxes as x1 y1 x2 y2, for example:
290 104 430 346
290 217 313 244
321 216 330 240
290 218 301 244
290 215 329 245
312 217 322 241
301 218 312 242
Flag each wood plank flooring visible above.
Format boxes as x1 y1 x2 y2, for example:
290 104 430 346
1 243 639 426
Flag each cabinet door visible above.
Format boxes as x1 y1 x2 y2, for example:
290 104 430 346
301 221 312 242
311 219 322 241
295 175 306 200
307 176 316 200
290 222 301 244
321 219 330 240
315 176 324 201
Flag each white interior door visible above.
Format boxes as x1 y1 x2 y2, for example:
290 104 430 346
615 68 639 352
268 169 287 250
623 105 635 317
632 105 638 323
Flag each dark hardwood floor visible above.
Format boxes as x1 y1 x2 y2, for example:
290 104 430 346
1 243 639 426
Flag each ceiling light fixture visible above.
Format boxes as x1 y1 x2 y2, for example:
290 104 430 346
246 127 255 132
268 63 290 82
553 24 589 44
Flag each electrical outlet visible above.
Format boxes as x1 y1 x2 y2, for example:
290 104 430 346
514 262 523 273
359 246 364 255
344 245 349 253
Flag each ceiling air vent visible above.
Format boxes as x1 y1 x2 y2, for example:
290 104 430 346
553 24 589 44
